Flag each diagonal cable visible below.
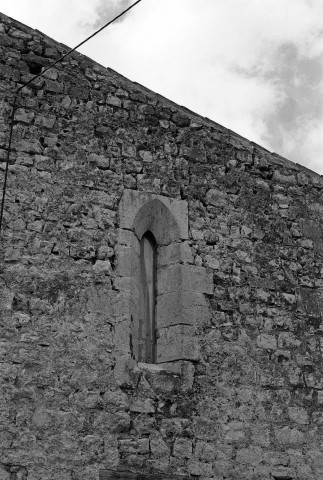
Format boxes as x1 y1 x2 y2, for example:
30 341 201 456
0 0 142 235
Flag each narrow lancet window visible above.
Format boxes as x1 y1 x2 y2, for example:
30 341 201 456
138 231 157 363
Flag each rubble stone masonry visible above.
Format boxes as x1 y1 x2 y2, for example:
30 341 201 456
1 11 323 480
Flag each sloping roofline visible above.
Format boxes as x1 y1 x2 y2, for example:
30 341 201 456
0 10 321 181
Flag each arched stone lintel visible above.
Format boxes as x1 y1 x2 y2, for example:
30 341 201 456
119 189 188 245
133 199 180 246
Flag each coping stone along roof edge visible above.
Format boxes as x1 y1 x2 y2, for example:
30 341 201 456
1 10 322 181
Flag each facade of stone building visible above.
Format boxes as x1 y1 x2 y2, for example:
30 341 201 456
1 11 323 480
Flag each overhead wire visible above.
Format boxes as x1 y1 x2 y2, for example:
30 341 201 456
0 0 142 236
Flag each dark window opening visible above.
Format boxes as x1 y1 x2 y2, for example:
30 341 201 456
138 231 157 363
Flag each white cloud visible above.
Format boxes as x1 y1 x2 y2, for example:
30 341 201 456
84 0 134 30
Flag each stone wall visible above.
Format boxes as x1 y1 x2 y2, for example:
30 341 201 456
1 11 323 480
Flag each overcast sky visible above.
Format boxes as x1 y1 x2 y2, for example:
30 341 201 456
1 0 322 174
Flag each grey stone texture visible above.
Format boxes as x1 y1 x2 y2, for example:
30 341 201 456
117 189 208 365
1 10 323 480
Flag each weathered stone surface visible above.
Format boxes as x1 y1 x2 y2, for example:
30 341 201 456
114 354 138 387
251 424 271 447
117 228 140 255
156 291 210 328
0 466 10 480
288 406 309 424
130 398 155 413
275 427 305 445
194 440 216 461
99 472 190 480
92 259 112 274
158 264 213 294
256 333 277 350
119 189 188 242
157 325 200 362
1 11 323 480
149 431 169 457
206 187 228 207
115 244 139 277
158 241 193 266
223 421 246 442
173 437 193 458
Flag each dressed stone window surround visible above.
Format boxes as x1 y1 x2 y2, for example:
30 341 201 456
114 189 212 384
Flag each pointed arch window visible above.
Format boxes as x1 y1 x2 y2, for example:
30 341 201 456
117 190 211 368
138 231 157 363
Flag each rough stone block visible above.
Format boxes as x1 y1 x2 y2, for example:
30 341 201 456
16 155 34 166
0 287 14 310
157 325 199 362
35 114 56 128
278 332 301 348
173 437 193 458
4 246 21 262
223 421 245 442
139 150 153 163
150 432 169 457
0 466 10 479
235 447 263 466
206 188 228 207
118 437 150 455
194 440 216 462
156 291 210 328
275 426 304 445
181 361 195 391
113 276 132 293
93 260 111 275
97 245 114 260
251 424 270 447
114 354 138 388
256 333 277 350
288 407 309 424
15 107 35 124
130 398 155 413
114 320 132 355
179 146 206 163
114 280 140 319
139 366 181 393
115 244 139 277
117 228 140 255
106 95 121 107
158 241 193 266
158 264 213 295
187 460 213 477
271 467 296 479
273 171 297 184
172 112 190 127
86 286 116 317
